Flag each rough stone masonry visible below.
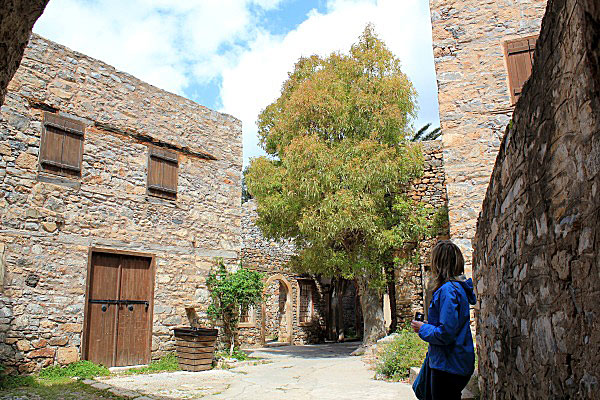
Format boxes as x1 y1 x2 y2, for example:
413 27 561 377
0 0 49 107
473 0 600 397
0 34 242 372
429 0 547 273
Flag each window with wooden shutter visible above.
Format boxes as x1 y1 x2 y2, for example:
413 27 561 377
298 281 314 324
504 35 538 104
147 146 178 200
39 112 85 178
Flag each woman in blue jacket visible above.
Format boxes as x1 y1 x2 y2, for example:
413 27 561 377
411 240 476 400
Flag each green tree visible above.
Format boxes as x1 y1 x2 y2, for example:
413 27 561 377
246 25 429 345
207 260 264 355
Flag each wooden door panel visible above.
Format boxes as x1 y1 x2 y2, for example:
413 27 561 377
116 255 153 366
85 253 120 366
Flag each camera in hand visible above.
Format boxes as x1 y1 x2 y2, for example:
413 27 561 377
414 312 425 322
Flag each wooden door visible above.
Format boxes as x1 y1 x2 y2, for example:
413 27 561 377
84 250 154 367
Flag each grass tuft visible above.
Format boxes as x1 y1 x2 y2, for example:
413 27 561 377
0 374 37 390
120 353 180 375
376 329 428 381
39 360 110 381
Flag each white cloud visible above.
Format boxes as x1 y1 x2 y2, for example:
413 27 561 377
33 0 280 94
219 0 440 164
33 0 440 166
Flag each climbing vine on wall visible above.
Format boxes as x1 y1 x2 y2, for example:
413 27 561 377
207 260 264 355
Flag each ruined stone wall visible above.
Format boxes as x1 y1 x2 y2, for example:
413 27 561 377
429 0 546 273
395 140 448 325
0 0 49 106
241 201 325 346
0 35 242 372
473 0 600 397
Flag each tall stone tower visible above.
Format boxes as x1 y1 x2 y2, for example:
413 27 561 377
429 0 547 274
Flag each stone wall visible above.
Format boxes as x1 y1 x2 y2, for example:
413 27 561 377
473 0 600 397
429 0 547 273
0 0 49 106
395 140 449 325
241 201 325 346
0 34 242 372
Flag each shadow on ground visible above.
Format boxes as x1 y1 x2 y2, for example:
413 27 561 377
250 341 361 359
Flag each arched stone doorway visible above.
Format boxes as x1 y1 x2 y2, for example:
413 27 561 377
261 274 293 345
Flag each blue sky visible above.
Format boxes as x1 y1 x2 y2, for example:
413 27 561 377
34 0 440 165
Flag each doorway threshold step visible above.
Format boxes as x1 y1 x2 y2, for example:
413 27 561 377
265 342 290 348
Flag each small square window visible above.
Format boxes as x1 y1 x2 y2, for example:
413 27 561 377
39 112 85 178
147 146 178 200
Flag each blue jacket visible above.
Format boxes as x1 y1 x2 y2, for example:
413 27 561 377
418 278 476 376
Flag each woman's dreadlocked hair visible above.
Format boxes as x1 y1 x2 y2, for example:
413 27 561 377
431 240 465 293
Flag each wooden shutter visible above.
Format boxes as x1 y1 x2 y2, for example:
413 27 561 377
39 112 85 177
147 146 178 199
504 35 538 104
299 281 313 323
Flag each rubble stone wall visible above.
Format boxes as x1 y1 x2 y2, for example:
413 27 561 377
0 35 242 372
429 0 546 272
241 201 325 346
0 0 49 106
473 0 600 397
396 140 449 325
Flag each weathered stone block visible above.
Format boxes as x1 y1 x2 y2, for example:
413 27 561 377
61 323 82 333
56 347 79 365
29 347 55 358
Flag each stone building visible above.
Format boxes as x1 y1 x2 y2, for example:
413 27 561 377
473 0 600 397
391 140 449 327
429 0 547 272
0 34 242 372
240 201 328 346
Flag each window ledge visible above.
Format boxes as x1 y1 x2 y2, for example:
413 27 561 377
37 173 81 190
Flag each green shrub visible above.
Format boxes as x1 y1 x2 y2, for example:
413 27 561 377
376 329 428 381
39 360 110 380
120 353 180 375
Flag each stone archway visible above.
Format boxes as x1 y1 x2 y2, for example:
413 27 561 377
261 274 293 345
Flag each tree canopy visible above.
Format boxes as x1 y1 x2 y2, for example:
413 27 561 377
246 25 429 345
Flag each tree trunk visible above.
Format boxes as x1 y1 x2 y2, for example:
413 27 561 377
357 275 386 345
385 262 397 333
335 278 347 342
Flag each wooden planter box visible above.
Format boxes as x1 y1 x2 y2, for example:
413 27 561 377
173 327 218 372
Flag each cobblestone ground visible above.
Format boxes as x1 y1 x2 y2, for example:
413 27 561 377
96 342 417 400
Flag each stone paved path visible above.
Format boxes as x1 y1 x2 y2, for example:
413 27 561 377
98 342 417 399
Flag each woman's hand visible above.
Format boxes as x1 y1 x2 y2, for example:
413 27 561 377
411 320 424 333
